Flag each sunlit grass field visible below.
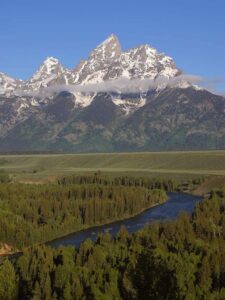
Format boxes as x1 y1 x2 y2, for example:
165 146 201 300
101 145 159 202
0 151 225 183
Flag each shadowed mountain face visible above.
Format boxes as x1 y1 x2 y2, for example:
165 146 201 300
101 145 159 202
0 87 224 152
113 88 225 151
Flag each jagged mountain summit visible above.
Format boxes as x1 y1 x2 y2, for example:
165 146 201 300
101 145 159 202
0 34 224 152
0 34 181 96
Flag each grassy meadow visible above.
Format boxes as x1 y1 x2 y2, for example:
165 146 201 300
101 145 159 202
0 151 225 184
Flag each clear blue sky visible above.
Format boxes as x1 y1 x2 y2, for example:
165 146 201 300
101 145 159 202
0 0 224 92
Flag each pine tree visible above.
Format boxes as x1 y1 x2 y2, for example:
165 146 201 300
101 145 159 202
0 259 18 300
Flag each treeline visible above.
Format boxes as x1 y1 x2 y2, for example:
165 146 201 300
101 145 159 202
58 174 204 192
58 174 178 191
1 189 225 299
0 175 168 248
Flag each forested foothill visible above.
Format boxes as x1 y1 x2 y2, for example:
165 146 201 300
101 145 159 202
0 175 177 249
0 186 225 299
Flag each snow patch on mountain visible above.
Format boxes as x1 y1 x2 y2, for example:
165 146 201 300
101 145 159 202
0 72 20 96
112 96 146 115
73 92 95 108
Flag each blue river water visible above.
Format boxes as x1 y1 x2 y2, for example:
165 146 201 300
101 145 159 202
49 192 202 248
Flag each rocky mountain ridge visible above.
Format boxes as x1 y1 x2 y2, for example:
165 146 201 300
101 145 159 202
0 34 180 96
0 34 224 152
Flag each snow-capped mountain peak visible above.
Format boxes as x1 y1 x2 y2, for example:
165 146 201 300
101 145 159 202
29 56 64 82
39 56 60 74
120 44 179 80
22 56 69 92
89 34 121 61
72 34 180 86
0 34 183 99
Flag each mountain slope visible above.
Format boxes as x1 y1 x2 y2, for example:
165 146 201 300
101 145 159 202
0 87 224 152
114 87 225 151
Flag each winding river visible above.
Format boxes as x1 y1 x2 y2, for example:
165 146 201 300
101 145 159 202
49 192 202 248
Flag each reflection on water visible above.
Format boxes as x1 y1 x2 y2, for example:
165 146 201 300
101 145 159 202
49 193 202 248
